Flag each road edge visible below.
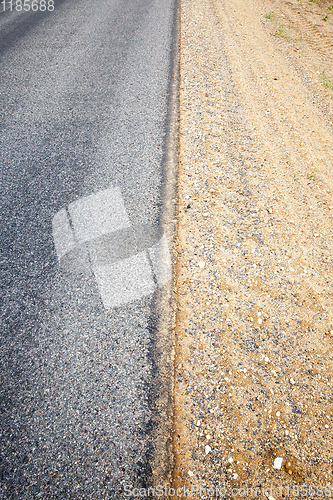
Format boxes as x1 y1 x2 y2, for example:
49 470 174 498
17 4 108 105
147 0 180 488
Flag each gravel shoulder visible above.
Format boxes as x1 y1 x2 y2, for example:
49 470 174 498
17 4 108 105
173 0 333 495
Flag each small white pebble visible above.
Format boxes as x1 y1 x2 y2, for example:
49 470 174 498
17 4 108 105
290 378 295 384
188 471 194 477
273 457 283 470
232 473 238 479
196 420 201 426
206 434 211 440
198 261 205 268
276 411 281 417
258 318 263 324
228 457 234 463
205 445 211 455
265 356 269 362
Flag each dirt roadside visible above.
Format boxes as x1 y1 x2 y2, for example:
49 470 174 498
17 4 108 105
173 0 333 496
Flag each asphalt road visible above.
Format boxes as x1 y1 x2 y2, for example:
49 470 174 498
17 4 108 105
0 1 178 497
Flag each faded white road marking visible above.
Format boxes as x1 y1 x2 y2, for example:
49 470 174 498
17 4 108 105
148 234 172 286
52 208 76 260
52 187 172 309
93 252 156 309
68 187 130 243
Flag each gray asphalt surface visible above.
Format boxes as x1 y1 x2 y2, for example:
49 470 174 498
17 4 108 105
0 1 178 497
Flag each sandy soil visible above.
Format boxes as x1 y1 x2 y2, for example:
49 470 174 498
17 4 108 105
173 0 333 497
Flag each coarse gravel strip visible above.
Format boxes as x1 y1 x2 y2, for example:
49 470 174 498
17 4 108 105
173 0 333 496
